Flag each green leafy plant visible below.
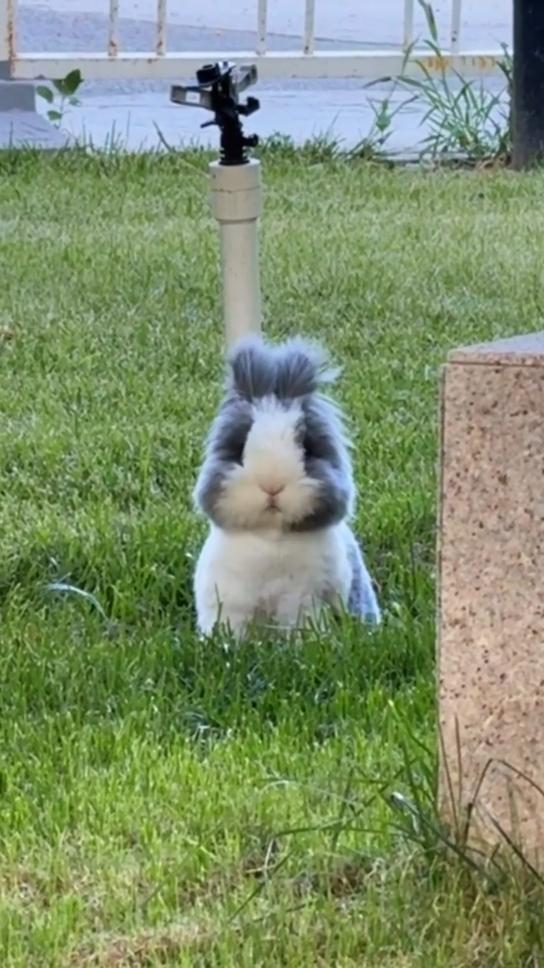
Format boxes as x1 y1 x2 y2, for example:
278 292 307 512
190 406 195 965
352 93 416 161
36 68 83 127
370 0 512 165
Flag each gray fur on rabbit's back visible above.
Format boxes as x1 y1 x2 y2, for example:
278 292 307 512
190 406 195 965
345 528 381 623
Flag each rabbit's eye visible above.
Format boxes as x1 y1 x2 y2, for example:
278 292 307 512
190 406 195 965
224 427 248 466
303 437 315 459
231 443 244 465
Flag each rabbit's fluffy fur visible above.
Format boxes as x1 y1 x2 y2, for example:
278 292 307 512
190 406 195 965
193 337 380 636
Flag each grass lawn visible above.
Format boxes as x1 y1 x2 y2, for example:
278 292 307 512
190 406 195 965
1 147 544 966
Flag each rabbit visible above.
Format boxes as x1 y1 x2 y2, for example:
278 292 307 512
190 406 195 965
193 336 381 637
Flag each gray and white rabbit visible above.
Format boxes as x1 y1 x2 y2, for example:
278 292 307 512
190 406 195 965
193 336 381 636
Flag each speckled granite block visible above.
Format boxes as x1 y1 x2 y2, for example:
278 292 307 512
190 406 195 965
438 333 544 862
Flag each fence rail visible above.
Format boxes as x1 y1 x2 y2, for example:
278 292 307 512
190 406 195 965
1 0 506 81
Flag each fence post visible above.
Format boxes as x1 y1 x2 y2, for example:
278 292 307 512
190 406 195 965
0 0 15 84
0 0 38 112
512 0 544 168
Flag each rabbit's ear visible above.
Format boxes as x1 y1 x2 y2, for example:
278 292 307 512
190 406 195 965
227 335 340 402
275 338 340 399
227 337 275 401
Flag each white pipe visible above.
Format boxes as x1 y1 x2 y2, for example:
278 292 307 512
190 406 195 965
209 159 262 346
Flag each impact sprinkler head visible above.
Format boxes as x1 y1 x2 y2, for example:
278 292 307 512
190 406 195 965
170 61 260 165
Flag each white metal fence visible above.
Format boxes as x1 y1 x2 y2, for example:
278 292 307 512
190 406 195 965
1 0 505 82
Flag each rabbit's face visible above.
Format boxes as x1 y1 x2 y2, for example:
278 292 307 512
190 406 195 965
195 393 354 532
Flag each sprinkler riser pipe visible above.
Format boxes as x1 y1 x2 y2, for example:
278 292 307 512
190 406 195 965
209 159 262 346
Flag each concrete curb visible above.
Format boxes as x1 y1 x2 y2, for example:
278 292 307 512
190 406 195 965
0 80 71 149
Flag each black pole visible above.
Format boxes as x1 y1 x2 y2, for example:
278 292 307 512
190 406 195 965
512 0 544 168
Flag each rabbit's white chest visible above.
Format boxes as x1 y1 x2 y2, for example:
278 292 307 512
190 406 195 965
194 524 352 635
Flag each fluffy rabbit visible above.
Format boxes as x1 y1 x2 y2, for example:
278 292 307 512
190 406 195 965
193 336 381 636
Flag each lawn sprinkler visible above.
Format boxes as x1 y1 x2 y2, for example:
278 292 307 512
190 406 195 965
171 62 262 346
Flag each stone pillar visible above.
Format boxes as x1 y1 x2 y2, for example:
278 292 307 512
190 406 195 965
438 333 544 863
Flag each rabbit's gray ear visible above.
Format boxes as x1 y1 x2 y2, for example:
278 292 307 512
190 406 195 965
275 338 340 400
227 337 276 400
227 334 340 402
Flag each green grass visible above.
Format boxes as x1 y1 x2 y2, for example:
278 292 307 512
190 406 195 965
1 147 544 966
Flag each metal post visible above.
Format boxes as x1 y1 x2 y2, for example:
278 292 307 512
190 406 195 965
107 0 120 57
403 0 414 50
512 0 544 168
304 0 315 56
450 0 462 53
156 0 167 56
0 0 13 74
256 0 268 56
210 159 262 346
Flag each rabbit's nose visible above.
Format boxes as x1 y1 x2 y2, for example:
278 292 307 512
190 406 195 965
260 483 285 496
